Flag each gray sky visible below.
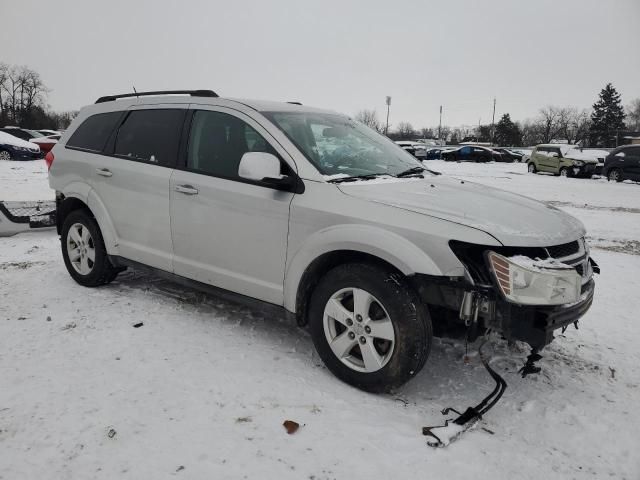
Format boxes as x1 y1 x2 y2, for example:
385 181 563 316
2 0 639 129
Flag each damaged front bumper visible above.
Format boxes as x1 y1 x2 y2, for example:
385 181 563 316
415 240 599 350
492 277 595 348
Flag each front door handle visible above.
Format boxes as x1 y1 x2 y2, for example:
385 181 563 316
175 184 199 195
96 168 113 177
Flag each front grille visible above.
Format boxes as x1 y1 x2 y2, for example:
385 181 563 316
546 241 580 258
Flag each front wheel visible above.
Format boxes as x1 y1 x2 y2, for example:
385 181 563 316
527 163 537 173
308 263 432 393
0 149 12 161
560 167 570 177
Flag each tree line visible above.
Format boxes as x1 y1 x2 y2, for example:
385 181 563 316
357 83 640 148
0 63 77 130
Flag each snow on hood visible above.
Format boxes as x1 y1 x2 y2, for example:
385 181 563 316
0 131 40 150
564 148 602 162
338 176 586 247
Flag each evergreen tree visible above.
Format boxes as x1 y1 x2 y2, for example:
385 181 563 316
589 83 626 147
494 113 522 146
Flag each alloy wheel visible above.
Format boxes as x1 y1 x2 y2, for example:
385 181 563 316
66 223 96 275
0 150 11 161
323 287 395 373
609 169 620 182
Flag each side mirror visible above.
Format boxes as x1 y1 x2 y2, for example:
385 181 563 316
238 152 296 190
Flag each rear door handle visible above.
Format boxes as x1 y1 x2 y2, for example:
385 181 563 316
96 168 113 177
174 184 199 195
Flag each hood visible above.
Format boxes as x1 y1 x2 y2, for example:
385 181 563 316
338 176 585 247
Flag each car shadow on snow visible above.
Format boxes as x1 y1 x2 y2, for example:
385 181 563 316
106 267 608 415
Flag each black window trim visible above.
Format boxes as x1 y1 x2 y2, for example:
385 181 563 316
176 108 304 194
65 111 127 155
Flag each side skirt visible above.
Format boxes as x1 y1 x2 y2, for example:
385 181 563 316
108 255 295 322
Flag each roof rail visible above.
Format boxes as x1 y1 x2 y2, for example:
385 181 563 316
95 89 219 104
287 101 302 105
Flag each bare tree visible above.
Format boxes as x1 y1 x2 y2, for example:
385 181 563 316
0 64 48 126
626 98 640 131
395 121 415 140
354 109 383 133
538 106 564 143
419 127 435 139
559 108 591 145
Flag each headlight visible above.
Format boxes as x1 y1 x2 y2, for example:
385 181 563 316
572 160 584 166
486 251 581 305
14 146 28 152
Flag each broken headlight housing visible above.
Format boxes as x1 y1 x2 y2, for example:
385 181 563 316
486 251 581 306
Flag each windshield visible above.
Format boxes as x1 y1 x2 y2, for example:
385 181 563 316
263 111 423 178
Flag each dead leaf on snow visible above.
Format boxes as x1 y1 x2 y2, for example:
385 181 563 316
283 420 299 434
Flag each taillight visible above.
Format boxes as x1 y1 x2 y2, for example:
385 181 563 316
45 151 54 170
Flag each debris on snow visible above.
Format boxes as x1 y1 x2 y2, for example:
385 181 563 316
283 420 300 434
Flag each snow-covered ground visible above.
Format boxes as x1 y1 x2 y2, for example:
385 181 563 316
1 159 639 479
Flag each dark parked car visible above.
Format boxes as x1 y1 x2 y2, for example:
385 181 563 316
0 127 54 154
425 148 444 160
0 131 42 161
442 145 502 162
602 145 640 182
493 148 522 162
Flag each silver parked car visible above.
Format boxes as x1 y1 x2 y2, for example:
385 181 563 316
48 90 597 392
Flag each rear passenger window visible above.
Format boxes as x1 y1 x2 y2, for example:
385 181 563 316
187 110 279 179
114 109 185 166
67 112 123 152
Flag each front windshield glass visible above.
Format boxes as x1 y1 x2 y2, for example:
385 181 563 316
263 111 424 178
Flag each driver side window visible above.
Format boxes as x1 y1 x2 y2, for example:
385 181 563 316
187 110 279 179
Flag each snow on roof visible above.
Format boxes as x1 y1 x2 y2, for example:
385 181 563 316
0 131 40 150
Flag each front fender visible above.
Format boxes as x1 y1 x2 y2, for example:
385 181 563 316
283 224 443 312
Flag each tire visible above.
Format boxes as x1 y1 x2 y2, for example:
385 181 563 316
61 209 120 287
0 149 12 161
308 263 432 393
527 162 537 173
560 167 570 177
608 168 623 183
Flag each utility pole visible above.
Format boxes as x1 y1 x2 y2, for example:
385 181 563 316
385 96 391 136
438 105 442 143
490 97 496 145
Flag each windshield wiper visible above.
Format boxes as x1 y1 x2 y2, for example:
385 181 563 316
395 166 426 177
327 173 387 183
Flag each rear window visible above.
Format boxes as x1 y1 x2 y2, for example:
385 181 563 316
114 109 185 166
67 112 123 152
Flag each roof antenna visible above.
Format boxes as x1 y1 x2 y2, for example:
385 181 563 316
132 86 138 97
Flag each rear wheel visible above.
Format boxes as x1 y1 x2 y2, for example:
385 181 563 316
527 162 537 173
560 167 570 177
608 168 623 182
0 150 12 161
308 263 432 393
61 209 120 287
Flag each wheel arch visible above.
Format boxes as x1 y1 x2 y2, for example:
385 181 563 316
285 225 444 325
57 188 118 254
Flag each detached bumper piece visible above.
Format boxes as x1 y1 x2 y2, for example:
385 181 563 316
0 200 56 237
423 340 506 447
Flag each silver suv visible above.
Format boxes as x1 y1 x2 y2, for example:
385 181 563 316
48 90 597 392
